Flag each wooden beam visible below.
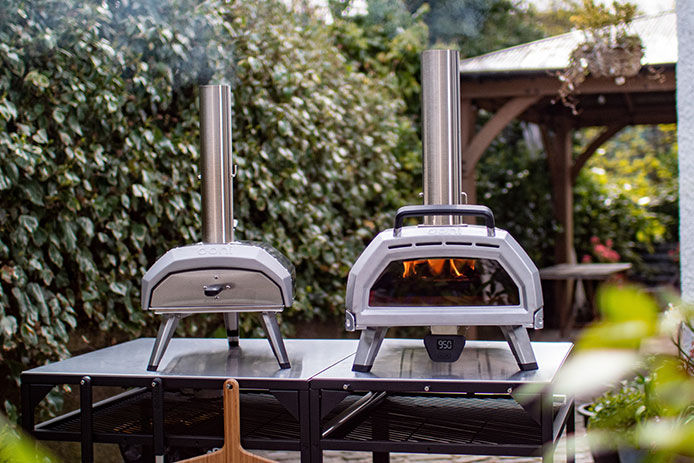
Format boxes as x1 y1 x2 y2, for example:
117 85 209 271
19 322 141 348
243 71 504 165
571 123 627 183
623 93 634 112
523 105 676 127
460 70 676 99
463 96 540 171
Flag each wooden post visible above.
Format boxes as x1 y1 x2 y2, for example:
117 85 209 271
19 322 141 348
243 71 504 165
541 119 576 335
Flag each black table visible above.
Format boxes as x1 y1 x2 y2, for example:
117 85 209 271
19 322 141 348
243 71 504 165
21 338 357 462
310 339 574 463
21 338 574 463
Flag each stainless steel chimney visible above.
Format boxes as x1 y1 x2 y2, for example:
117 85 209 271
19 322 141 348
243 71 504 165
200 85 234 243
421 50 462 225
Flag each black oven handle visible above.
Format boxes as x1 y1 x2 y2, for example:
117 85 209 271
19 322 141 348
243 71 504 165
393 205 495 237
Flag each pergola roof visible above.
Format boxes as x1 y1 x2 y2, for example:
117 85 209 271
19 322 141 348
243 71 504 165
459 11 676 75
457 12 677 128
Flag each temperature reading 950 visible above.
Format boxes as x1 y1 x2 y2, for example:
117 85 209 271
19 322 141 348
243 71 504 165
437 339 453 350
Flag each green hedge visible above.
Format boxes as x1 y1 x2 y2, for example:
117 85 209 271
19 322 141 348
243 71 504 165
0 0 417 413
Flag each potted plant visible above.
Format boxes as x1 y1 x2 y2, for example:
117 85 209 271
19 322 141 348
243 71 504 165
579 374 658 463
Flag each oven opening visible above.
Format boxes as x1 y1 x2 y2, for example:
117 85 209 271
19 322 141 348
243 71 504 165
368 257 520 307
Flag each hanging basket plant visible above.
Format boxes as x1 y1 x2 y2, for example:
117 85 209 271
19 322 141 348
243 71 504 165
557 1 644 113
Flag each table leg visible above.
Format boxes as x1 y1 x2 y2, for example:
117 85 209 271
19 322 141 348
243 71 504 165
567 401 575 463
20 381 33 434
372 409 389 463
556 279 576 337
299 390 312 463
541 391 553 463
151 378 165 463
80 376 93 463
309 389 323 463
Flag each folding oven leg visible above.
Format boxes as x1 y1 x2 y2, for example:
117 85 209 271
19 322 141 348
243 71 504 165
500 325 538 371
223 312 240 348
148 314 182 371
352 327 387 373
260 312 291 369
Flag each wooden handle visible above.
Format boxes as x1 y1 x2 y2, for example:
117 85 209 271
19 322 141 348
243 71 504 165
177 379 276 463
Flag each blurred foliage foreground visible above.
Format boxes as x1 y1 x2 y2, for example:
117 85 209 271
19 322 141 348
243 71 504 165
547 285 694 461
0 0 420 414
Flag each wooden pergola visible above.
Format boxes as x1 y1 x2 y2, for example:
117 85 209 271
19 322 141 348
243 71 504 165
458 12 677 328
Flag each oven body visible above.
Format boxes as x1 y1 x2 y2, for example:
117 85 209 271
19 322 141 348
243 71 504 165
345 204 543 373
142 242 294 313
346 225 543 331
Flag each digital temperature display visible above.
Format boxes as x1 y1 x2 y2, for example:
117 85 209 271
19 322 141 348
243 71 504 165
424 334 465 362
437 339 453 350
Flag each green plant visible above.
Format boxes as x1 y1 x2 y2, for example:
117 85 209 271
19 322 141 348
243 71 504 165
588 374 659 439
552 285 694 460
0 414 57 462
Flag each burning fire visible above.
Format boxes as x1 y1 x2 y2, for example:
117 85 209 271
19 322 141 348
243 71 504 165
402 258 476 279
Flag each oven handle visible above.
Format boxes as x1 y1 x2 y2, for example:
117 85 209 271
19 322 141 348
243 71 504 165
393 204 495 237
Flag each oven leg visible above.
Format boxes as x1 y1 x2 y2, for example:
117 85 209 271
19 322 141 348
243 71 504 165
223 312 240 348
500 325 538 371
352 327 387 372
260 312 291 369
147 314 182 371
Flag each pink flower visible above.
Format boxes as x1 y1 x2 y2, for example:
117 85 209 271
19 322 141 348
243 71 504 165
582 254 592 263
590 236 600 245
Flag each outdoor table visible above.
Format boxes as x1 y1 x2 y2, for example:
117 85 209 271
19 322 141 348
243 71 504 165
309 339 574 463
21 338 574 463
21 338 356 463
540 262 632 334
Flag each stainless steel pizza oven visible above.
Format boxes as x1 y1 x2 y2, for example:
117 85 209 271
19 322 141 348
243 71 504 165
141 85 292 371
345 51 544 372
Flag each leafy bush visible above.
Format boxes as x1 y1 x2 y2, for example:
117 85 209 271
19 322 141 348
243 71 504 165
0 0 415 413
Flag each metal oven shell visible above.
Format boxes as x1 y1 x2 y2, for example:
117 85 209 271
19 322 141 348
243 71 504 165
142 242 294 313
345 224 544 330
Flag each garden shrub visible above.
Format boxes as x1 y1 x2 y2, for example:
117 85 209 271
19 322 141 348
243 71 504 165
0 0 416 414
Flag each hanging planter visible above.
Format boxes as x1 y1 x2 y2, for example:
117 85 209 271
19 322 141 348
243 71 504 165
556 1 644 113
572 38 643 79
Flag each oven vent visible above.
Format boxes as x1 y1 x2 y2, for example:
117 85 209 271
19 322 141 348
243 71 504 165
388 243 412 250
415 241 443 247
475 243 500 249
445 241 472 246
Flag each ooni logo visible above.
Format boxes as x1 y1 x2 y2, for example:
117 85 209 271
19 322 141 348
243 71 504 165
197 246 235 256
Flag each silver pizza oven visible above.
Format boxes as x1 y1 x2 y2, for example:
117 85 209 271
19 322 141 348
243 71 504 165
142 85 292 371
345 51 543 372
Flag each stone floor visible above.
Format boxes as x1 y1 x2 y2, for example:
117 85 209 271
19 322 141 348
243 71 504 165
254 413 592 463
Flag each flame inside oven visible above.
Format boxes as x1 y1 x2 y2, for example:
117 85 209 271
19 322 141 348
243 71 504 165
402 258 476 279
369 257 520 307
